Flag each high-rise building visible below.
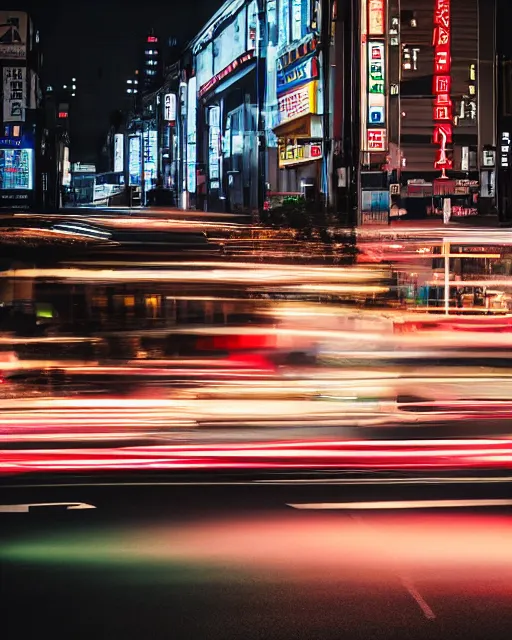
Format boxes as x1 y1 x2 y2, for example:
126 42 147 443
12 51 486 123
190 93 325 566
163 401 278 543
354 0 497 225
0 11 43 210
141 31 162 95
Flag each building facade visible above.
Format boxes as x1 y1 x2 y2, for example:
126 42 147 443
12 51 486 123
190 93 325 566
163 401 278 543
185 0 261 213
118 0 499 226
357 0 498 224
269 0 326 207
0 11 40 210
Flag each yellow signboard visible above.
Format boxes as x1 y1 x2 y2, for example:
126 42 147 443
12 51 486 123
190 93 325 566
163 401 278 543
278 141 322 168
277 81 317 126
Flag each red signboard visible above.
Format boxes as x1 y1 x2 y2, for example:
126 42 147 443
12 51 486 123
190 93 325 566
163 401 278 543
433 123 452 144
432 0 452 175
199 50 255 98
367 128 386 151
433 75 451 94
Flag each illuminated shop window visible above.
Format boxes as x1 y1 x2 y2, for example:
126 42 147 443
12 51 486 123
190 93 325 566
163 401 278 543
402 47 420 71
0 149 33 190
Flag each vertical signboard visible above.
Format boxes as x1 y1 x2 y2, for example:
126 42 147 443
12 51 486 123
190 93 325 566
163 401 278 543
143 129 158 192
363 1 387 152
368 41 386 131
187 76 197 193
0 12 28 60
114 134 124 173
432 0 452 176
129 135 141 186
62 147 71 186
500 131 510 168
164 93 176 123
3 67 26 122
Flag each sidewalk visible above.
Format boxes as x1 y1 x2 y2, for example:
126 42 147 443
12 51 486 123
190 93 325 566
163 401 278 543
62 205 252 221
361 215 501 230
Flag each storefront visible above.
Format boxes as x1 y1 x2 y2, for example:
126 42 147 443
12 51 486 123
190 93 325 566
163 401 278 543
0 129 35 210
272 32 323 202
190 0 260 214
398 177 480 221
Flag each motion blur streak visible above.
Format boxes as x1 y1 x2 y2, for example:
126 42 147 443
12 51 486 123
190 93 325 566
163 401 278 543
287 499 512 510
4 512 512 583
3 439 512 475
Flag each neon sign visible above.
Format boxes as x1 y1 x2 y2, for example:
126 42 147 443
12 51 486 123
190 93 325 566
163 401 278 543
433 0 452 175
278 81 317 125
277 53 318 95
198 50 255 98
367 128 386 151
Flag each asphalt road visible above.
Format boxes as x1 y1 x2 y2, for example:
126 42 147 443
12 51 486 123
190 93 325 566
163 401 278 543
2 480 512 639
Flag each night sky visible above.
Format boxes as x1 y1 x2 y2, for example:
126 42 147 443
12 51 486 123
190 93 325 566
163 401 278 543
8 0 511 163
9 0 223 161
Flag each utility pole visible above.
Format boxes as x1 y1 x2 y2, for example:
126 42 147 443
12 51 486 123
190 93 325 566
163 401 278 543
319 0 334 210
348 0 361 227
256 0 268 220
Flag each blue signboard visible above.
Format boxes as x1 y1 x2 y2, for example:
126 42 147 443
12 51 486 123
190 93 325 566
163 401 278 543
277 52 318 95
369 106 385 125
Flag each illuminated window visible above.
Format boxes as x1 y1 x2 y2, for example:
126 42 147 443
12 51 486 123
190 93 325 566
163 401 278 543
12 125 21 137
400 10 417 27
278 0 290 48
459 97 477 120
469 64 476 81
291 0 308 42
268 0 278 46
402 47 420 71
469 85 476 95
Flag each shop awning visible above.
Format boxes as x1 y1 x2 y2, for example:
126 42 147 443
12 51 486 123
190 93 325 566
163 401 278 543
211 60 256 97
273 114 323 140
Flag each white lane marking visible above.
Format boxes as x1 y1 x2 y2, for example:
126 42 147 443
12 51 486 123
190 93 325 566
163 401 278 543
287 498 512 510
258 476 512 485
401 576 436 620
4 475 512 489
349 514 436 621
0 502 96 513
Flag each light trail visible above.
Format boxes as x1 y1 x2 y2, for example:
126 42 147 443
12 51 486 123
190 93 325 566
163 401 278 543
3 439 512 475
